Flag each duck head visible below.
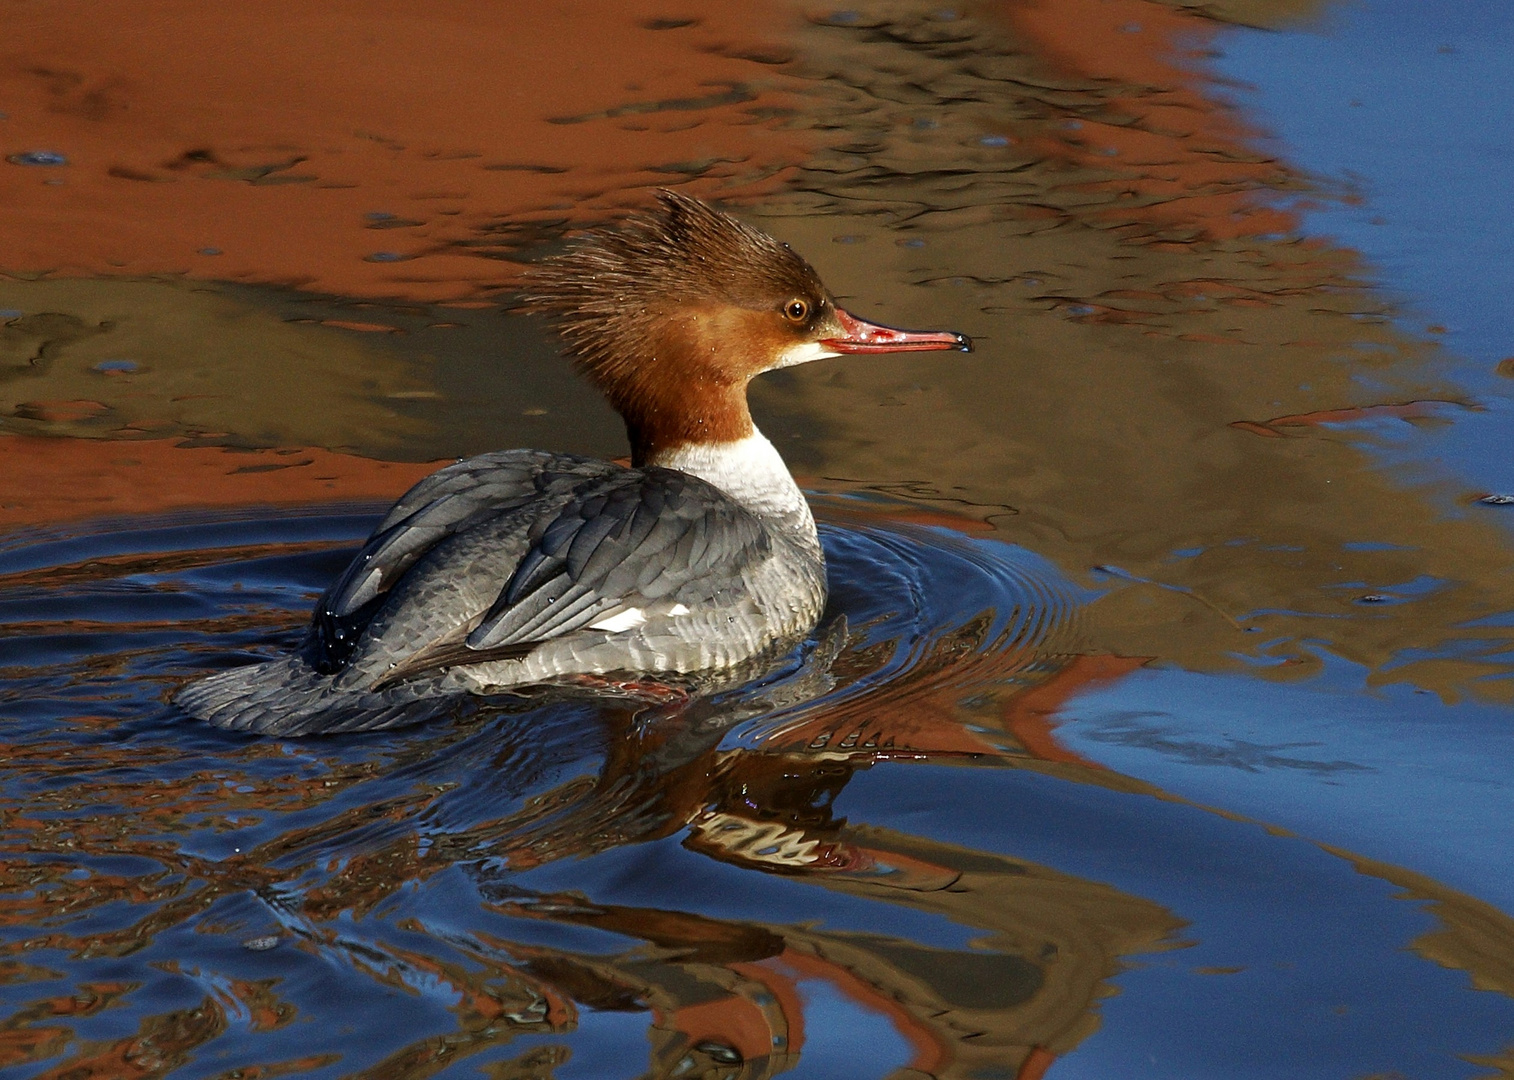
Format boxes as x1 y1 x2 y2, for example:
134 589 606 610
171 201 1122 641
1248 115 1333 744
524 191 971 466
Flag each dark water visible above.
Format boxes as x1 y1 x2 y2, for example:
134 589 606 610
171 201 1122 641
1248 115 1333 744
0 498 1097 1078
4 1 1514 1077
6 502 1512 1077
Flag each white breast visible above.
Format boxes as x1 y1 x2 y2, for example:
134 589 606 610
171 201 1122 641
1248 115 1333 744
651 432 810 522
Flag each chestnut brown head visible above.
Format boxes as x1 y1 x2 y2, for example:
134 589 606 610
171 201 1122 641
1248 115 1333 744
523 191 970 462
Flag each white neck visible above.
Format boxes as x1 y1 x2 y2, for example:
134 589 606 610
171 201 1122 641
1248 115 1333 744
650 431 816 540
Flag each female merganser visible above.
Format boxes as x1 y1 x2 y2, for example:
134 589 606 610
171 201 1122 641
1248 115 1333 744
176 192 970 735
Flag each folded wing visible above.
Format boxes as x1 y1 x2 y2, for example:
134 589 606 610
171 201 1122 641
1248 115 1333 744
310 453 769 685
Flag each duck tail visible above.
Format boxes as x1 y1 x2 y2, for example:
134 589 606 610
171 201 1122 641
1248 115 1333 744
173 658 467 736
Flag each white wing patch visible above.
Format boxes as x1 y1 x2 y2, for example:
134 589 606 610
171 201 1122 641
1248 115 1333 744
589 602 692 633
590 608 647 633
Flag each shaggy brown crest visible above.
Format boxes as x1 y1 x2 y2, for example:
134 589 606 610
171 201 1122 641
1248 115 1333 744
522 191 840 463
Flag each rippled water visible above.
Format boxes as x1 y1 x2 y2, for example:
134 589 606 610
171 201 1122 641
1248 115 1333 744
8 500 1513 1077
0 498 1097 1076
4 1 1514 1077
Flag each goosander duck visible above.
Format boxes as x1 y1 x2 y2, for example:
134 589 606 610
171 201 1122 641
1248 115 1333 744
177 192 970 735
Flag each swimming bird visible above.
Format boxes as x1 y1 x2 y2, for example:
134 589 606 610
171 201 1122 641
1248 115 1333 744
176 192 970 735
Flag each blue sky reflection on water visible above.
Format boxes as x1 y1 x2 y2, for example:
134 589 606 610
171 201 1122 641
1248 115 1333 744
1058 661 1514 904
1217 0 1514 499
839 761 1514 1078
1058 0 1514 899
1027 4 1514 1071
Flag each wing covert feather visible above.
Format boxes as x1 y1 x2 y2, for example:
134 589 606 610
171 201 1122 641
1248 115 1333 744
466 468 769 650
310 451 618 671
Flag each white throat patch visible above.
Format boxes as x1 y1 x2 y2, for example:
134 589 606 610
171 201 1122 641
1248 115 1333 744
651 432 809 521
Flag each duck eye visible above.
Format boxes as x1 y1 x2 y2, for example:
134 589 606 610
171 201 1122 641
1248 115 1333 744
783 299 810 323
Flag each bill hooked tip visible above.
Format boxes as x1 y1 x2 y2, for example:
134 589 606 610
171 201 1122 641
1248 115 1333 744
822 307 973 355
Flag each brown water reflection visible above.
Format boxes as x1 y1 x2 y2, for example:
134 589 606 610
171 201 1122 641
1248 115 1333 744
753 1 1514 699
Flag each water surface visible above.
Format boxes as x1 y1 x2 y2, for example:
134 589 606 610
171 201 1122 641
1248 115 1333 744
2 1 1513 1077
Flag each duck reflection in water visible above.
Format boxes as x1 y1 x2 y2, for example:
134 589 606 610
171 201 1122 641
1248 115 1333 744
240 589 1176 1080
0 506 1183 1078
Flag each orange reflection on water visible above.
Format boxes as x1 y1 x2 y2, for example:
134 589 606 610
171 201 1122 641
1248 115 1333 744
0 0 813 300
1002 0 1297 241
0 434 438 529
